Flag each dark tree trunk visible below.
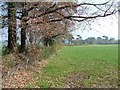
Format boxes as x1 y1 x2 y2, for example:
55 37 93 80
8 2 17 53
20 27 26 53
29 28 34 45
43 38 48 46
43 37 54 47
20 4 28 53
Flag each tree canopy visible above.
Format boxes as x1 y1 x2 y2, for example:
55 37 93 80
1 0 118 53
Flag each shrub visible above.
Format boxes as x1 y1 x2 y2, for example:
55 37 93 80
40 43 61 60
2 45 9 56
40 46 54 59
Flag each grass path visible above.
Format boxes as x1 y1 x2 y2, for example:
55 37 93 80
28 45 118 88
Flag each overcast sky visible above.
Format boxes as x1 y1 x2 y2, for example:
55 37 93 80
73 14 118 40
72 0 119 40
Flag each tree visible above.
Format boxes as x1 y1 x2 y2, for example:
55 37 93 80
7 2 17 53
27 2 76 46
2 1 118 53
97 37 105 44
20 2 29 52
75 35 82 45
77 35 82 40
118 39 120 44
26 1 117 47
109 38 115 44
102 35 109 44
85 37 96 44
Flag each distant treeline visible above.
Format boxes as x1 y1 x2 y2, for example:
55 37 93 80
62 35 120 45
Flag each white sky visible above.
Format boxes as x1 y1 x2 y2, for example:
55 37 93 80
73 15 118 40
72 0 119 40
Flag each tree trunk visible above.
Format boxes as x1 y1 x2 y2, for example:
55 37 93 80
29 28 34 45
43 37 54 47
20 27 26 52
20 4 28 53
43 38 48 46
8 2 17 53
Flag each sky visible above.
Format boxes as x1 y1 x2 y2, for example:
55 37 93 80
72 14 118 40
72 0 119 40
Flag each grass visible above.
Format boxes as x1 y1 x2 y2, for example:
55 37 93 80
28 44 118 88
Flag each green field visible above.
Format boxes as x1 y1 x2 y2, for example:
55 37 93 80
28 45 118 88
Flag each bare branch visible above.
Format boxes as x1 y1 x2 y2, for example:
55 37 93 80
45 3 57 13
31 0 112 18
47 10 115 23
